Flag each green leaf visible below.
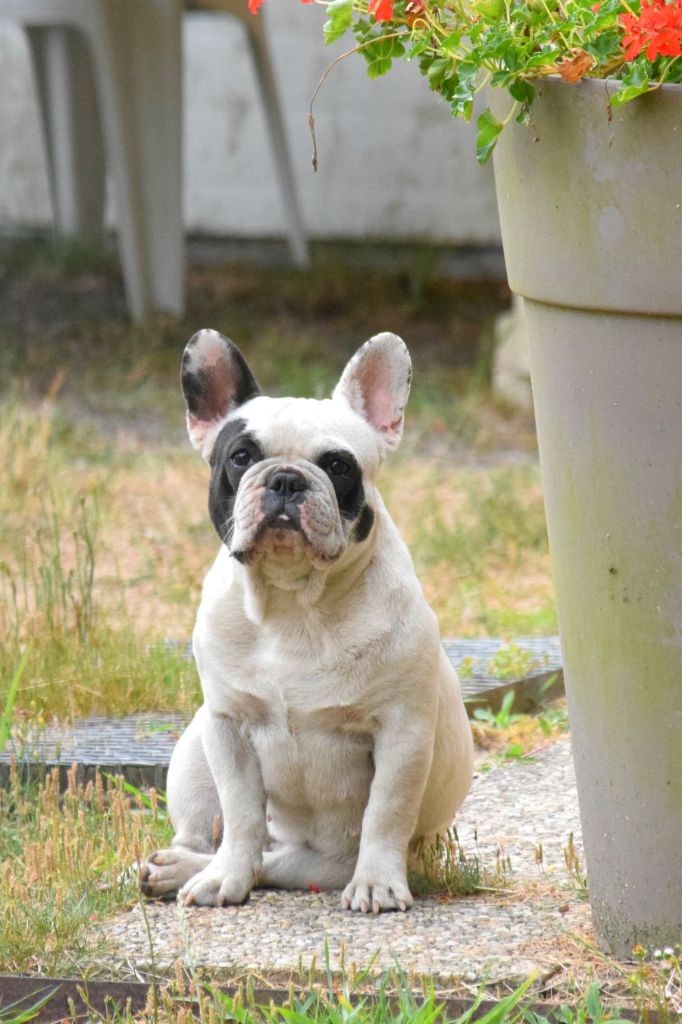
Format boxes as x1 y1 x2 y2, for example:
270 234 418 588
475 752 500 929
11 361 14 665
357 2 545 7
476 107 503 164
364 37 406 78
441 29 464 52
323 0 353 44
610 61 652 107
509 79 535 105
427 57 451 90
585 981 603 1021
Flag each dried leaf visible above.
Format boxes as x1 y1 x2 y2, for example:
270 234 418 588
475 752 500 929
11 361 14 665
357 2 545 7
556 49 595 83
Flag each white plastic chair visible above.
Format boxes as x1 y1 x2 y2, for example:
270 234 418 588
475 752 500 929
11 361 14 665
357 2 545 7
1 0 308 322
188 0 309 271
0 0 184 320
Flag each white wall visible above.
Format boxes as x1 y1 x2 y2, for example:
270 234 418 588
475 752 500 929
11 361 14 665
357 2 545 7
0 4 501 244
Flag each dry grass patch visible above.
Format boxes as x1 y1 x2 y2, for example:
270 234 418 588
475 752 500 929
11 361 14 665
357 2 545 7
380 458 556 637
0 762 170 975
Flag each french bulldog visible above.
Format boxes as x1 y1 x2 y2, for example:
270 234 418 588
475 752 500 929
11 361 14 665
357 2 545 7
140 329 473 913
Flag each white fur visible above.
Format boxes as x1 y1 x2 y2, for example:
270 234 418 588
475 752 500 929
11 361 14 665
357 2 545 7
140 334 474 913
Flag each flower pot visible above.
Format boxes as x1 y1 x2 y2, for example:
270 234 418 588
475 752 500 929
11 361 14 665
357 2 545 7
491 77 682 957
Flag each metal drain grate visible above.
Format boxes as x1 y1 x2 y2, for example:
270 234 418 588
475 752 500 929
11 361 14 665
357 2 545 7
0 637 563 789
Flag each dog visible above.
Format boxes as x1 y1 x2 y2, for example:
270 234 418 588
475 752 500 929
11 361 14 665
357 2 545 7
139 329 473 913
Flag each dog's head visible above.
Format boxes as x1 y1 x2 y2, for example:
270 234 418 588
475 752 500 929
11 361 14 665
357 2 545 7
181 329 411 574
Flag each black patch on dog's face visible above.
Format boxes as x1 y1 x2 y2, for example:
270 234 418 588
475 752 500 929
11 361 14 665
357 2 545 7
208 418 264 545
317 449 374 543
353 504 375 544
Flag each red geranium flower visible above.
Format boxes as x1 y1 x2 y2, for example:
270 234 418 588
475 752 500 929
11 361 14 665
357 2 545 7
620 0 682 61
369 0 395 21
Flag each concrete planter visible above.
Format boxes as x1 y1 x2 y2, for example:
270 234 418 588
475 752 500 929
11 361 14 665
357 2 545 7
491 77 682 957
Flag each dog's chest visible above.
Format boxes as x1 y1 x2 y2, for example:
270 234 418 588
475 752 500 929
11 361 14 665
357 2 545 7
231 655 377 809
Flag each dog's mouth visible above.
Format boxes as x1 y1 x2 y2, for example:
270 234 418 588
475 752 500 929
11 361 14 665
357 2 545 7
257 517 305 558
232 514 341 568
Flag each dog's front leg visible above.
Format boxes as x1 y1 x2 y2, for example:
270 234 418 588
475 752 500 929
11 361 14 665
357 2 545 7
180 710 266 907
342 708 434 914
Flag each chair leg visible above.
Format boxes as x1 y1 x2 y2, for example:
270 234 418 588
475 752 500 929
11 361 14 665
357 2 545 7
25 24 106 237
243 12 310 268
86 0 184 319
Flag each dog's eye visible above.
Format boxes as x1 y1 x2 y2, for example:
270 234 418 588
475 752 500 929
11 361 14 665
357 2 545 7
230 449 252 468
328 458 351 477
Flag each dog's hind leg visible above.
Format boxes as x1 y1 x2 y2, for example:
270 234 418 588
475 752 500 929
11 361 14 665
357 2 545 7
140 709 221 899
259 843 354 891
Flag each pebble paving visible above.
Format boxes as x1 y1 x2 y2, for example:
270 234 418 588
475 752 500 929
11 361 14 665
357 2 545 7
102 738 598 989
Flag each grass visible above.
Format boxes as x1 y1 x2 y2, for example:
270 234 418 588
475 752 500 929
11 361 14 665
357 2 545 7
0 240 554 721
0 764 170 976
0 764 677 1019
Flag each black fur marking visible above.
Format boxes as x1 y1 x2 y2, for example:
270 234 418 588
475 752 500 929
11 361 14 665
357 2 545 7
207 418 264 546
354 504 375 544
182 332 260 422
316 450 366 522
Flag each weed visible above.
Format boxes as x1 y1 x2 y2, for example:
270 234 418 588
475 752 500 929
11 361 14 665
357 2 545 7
380 460 555 638
473 692 525 730
409 827 512 898
628 945 682 1019
495 743 537 766
487 645 545 682
563 833 589 901
537 703 570 738
0 649 28 755
457 657 476 680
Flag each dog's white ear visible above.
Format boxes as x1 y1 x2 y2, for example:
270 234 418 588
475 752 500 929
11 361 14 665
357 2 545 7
181 329 260 458
333 332 411 456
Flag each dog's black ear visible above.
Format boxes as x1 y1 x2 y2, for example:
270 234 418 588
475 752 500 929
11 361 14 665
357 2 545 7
332 332 411 458
181 329 260 457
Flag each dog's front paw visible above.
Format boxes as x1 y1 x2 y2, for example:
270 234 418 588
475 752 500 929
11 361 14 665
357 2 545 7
342 873 413 914
140 847 211 899
180 863 254 908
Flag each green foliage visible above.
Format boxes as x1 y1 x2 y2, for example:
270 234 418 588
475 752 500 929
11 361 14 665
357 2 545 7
0 986 60 1024
524 981 632 1024
486 643 549 681
324 0 353 44
318 0 682 159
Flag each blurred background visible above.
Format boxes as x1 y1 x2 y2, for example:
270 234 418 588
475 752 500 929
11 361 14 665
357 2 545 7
0 1 552 725
1 4 501 251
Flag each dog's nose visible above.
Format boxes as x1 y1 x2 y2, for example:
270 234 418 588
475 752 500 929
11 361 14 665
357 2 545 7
267 469 308 500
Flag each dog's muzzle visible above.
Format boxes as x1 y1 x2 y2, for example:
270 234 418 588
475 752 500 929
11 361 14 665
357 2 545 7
231 461 347 567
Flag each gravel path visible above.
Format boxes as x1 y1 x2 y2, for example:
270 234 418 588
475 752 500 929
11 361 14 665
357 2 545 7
103 737 620 996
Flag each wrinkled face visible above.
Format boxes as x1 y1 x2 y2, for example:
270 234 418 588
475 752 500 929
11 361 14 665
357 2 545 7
208 398 378 569
181 328 412 579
